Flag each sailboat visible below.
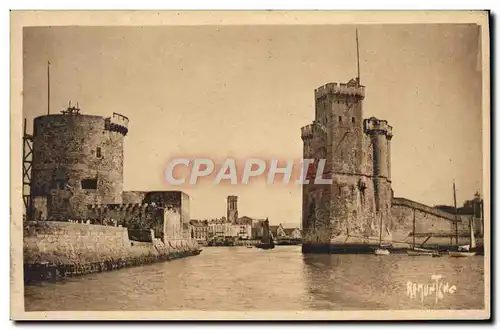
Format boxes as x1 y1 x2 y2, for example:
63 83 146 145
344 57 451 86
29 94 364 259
449 216 476 257
449 181 476 257
255 218 275 250
374 213 390 255
406 209 437 256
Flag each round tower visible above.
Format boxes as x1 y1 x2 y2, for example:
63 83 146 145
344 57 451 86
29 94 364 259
364 117 392 212
30 105 129 220
300 121 328 238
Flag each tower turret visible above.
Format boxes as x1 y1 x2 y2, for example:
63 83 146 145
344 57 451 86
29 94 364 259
364 117 393 212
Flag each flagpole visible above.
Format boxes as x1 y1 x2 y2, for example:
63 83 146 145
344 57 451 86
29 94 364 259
356 28 361 85
47 61 51 115
453 180 459 245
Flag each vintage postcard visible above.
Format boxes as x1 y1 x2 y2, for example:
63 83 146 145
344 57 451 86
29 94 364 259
10 10 490 320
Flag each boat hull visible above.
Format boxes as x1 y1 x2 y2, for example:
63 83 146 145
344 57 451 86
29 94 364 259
449 251 476 257
276 241 301 246
374 248 390 255
406 250 433 256
255 243 275 250
406 247 438 256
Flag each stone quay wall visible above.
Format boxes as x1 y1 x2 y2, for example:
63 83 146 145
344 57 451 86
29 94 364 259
23 221 199 284
390 198 473 247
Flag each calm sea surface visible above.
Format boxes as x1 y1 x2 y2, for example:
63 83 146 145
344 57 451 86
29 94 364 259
24 246 485 311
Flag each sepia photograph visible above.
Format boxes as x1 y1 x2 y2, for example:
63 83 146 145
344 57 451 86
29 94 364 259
10 10 490 320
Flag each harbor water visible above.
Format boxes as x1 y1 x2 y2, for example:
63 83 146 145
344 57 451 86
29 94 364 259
24 246 485 311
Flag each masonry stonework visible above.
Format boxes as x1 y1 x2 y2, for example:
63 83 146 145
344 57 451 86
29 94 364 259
27 108 196 252
30 112 128 220
301 79 459 253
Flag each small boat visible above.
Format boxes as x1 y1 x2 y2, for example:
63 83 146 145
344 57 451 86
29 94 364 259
192 249 203 255
255 242 275 250
449 251 476 257
374 214 390 255
450 205 477 257
246 246 253 249
374 248 390 255
255 218 275 250
407 247 435 256
406 209 435 256
448 182 477 258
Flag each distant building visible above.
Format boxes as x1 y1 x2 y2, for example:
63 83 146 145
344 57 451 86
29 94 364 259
227 195 238 223
208 218 233 238
276 224 286 237
234 223 252 239
190 220 209 244
275 223 302 240
284 228 302 240
269 225 279 239
435 192 484 235
189 216 255 242
236 216 253 226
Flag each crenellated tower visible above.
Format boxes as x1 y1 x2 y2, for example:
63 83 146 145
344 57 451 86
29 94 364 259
316 79 365 186
301 75 396 253
30 105 129 221
302 78 370 248
364 117 393 214
301 29 398 253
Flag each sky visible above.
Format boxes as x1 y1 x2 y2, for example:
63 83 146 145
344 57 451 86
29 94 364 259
22 24 483 225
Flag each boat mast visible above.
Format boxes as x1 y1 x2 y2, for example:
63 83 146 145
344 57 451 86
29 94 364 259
453 181 459 245
47 61 51 115
356 28 361 86
470 216 476 249
378 213 383 247
412 209 416 249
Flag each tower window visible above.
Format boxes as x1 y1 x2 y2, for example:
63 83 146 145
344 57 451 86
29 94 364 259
52 180 66 190
352 117 356 123
81 178 98 190
338 116 342 123
96 147 102 158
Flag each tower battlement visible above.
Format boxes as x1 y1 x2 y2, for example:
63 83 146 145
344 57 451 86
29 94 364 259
87 202 162 212
301 121 326 140
301 124 313 140
315 81 365 100
363 117 393 138
105 112 129 136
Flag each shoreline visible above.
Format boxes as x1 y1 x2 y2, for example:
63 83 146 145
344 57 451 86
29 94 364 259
24 250 200 285
23 221 202 285
302 243 485 255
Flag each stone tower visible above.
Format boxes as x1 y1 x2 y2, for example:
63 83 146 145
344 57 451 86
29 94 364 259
301 79 393 253
227 195 238 223
30 105 129 220
364 117 393 214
